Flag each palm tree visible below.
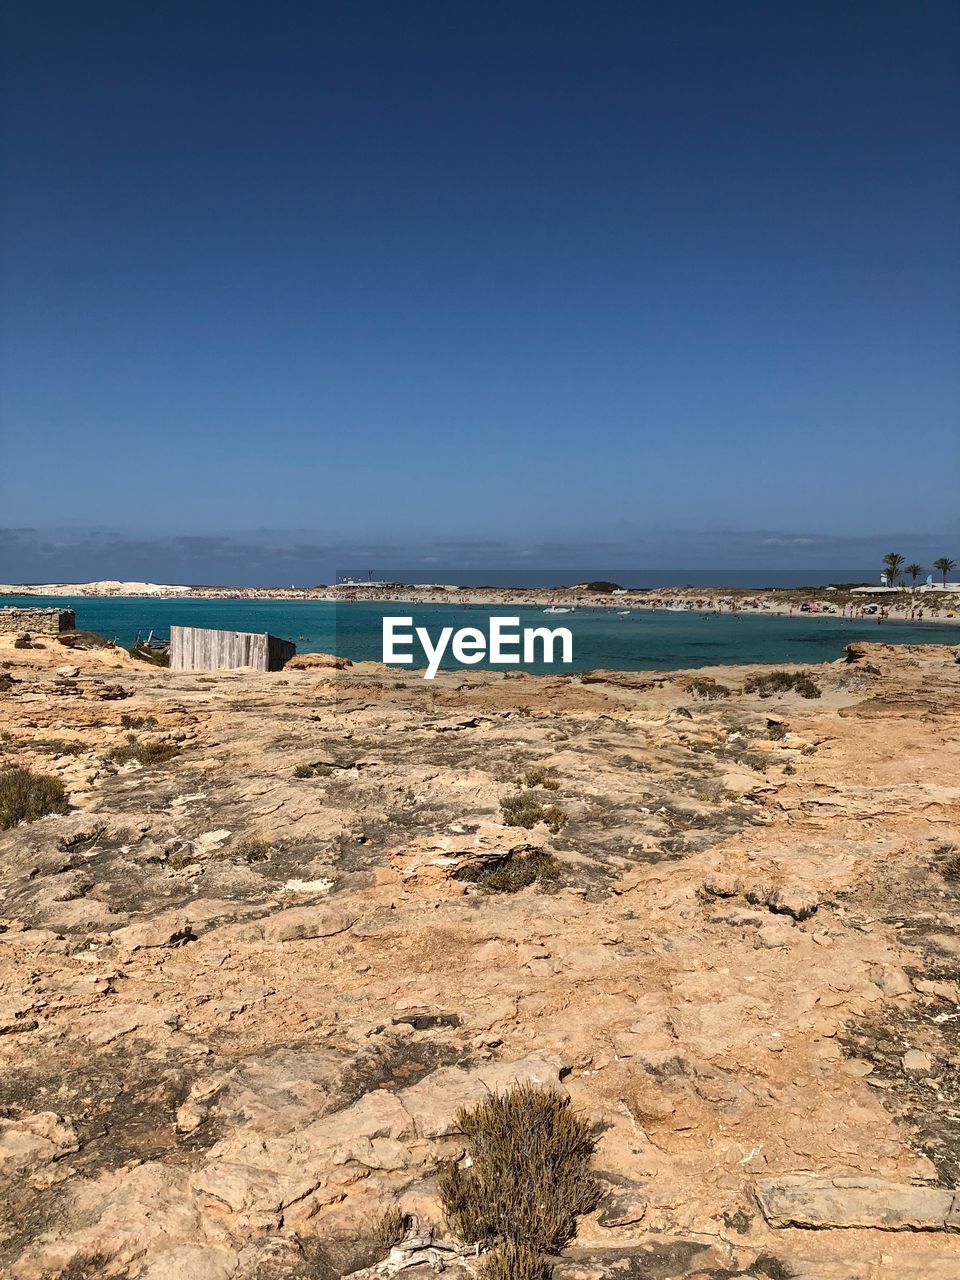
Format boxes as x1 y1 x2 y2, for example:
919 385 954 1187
933 557 956 586
905 563 923 588
882 552 905 587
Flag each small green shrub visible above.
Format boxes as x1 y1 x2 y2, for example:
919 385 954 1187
233 836 272 863
28 737 86 757
438 1084 600 1263
687 678 731 700
109 737 179 767
0 766 69 829
454 851 561 894
121 713 159 730
744 670 821 699
294 762 333 778
937 844 960 880
541 804 568 833
502 792 568 833
522 766 560 790
136 740 180 765
374 1206 409 1254
478 1243 552 1280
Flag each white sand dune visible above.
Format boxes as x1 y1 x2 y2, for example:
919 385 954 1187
0 580 192 596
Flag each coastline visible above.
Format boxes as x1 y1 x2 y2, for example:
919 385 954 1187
3 580 959 625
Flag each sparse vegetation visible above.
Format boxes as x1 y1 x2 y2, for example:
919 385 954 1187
521 766 560 789
27 737 86 757
0 766 69 829
232 836 272 863
936 843 960 880
0 672 15 693
743 670 821 699
374 1205 409 1254
109 736 180 767
294 761 333 778
121 713 159 730
502 791 568 832
438 1084 600 1274
454 851 561 893
136 740 180 765
56 1251 115 1280
540 804 567 833
478 1243 552 1280
687 677 731 700
766 719 789 740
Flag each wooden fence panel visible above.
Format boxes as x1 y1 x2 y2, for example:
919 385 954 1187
169 626 294 672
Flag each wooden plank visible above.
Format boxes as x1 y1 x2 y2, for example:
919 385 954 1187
169 626 294 672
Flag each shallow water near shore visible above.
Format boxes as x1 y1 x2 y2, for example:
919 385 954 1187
4 594 957 672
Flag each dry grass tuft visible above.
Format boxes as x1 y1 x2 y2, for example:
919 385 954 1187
294 761 333 778
521 766 560 790
109 737 180 767
743 670 820 699
438 1083 600 1265
120 713 159 730
56 1251 114 1279
687 677 731 700
374 1205 409 1253
233 836 272 863
936 844 960 880
136 740 180 765
454 851 560 894
477 1242 553 1280
28 737 86 757
0 766 69 829
502 792 568 833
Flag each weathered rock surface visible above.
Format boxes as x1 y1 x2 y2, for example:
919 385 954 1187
756 1174 960 1231
1 634 959 1278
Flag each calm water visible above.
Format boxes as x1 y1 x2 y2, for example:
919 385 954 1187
3 594 958 673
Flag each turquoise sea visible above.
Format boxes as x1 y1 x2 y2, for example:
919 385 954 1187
3 594 958 673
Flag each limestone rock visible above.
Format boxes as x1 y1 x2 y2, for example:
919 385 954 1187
755 1174 959 1231
766 885 820 921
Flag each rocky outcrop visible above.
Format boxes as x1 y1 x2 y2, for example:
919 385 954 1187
1 639 959 1278
756 1174 960 1231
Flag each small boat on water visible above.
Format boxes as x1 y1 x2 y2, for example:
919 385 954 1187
664 605 688 612
543 606 573 614
616 610 630 616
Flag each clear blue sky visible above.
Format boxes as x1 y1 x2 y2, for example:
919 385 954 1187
1 1 958 582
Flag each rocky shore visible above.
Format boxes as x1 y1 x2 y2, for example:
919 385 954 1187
3 580 958 626
1 634 959 1279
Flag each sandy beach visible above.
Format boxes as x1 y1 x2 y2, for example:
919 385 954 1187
3 579 958 624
